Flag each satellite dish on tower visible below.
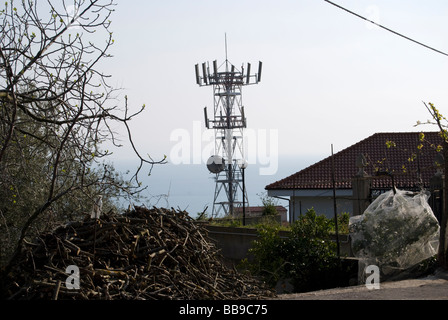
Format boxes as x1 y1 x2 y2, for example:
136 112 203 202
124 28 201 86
207 155 225 174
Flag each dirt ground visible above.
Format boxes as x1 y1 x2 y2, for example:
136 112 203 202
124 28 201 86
274 268 448 300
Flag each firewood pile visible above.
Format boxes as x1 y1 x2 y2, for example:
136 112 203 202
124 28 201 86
5 207 275 300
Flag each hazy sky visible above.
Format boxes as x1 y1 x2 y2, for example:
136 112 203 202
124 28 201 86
105 0 448 157
91 0 448 213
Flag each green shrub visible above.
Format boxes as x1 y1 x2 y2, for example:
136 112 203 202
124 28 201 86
258 191 278 216
245 208 349 293
329 212 350 234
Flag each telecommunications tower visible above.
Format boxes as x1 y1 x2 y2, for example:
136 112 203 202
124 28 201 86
195 47 262 218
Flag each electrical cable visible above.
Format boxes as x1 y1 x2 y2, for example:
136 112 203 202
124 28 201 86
324 0 448 57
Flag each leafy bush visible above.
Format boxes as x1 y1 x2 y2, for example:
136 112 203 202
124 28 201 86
329 212 350 234
258 192 278 216
244 208 350 293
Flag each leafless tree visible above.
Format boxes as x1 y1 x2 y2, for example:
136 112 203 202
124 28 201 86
0 0 165 269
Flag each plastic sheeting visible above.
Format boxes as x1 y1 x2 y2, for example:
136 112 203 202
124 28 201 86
349 188 440 282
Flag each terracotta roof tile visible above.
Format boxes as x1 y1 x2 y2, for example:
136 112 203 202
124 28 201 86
265 132 443 191
234 206 287 214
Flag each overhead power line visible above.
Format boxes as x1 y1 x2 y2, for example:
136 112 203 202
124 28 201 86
324 0 448 57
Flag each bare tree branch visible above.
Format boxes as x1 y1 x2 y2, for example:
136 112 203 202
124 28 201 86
0 0 166 269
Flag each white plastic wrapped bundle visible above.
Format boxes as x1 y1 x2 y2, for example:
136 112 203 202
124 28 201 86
349 188 440 281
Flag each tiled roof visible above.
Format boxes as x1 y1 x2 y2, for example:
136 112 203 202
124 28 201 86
266 132 443 191
234 206 287 214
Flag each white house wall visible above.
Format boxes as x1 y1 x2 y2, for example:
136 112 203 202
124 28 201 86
290 196 353 220
268 189 353 221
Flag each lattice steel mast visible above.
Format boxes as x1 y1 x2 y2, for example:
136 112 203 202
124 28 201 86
195 50 262 217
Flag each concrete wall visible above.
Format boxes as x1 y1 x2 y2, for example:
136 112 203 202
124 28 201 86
213 214 283 226
204 225 352 265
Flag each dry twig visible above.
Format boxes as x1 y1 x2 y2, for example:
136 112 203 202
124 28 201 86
4 207 275 300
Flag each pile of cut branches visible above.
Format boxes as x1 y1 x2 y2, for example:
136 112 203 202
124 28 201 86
4 207 274 300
